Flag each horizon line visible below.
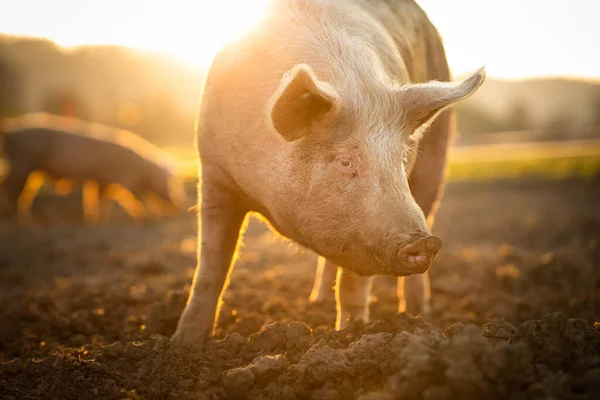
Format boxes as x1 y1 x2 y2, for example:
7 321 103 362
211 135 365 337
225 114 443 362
2 32 599 83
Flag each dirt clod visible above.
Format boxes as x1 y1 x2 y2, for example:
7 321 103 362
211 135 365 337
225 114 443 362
222 366 256 397
125 341 150 361
1 358 23 374
103 341 124 358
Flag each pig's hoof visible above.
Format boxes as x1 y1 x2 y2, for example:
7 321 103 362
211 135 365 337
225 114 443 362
308 290 327 304
404 299 431 318
169 329 207 350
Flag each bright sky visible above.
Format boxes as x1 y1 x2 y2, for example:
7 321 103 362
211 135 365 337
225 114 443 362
0 0 598 80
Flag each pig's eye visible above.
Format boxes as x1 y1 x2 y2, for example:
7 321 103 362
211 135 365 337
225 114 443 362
335 158 356 175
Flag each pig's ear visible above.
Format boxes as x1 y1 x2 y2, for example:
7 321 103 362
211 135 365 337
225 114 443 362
399 66 486 133
268 63 339 142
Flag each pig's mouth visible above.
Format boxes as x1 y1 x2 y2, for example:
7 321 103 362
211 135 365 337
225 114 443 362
321 235 442 277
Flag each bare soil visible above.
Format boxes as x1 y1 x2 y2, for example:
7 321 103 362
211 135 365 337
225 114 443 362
1 179 599 400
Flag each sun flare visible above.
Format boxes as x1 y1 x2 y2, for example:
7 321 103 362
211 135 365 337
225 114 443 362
162 1 272 68
0 0 273 70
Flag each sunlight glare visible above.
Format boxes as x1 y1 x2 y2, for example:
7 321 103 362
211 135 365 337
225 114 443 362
179 0 272 68
0 0 598 78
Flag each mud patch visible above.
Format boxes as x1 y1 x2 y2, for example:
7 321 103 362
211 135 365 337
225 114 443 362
1 179 599 399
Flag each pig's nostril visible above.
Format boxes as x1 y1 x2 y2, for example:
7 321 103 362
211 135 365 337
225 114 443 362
407 254 425 263
396 235 443 275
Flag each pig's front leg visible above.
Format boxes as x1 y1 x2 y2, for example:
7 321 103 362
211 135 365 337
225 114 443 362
308 257 337 304
17 171 44 224
335 267 372 330
397 274 431 316
82 180 101 223
171 182 248 347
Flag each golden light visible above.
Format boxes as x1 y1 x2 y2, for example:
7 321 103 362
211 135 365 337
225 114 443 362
1 0 598 79
0 1 273 71
170 1 272 68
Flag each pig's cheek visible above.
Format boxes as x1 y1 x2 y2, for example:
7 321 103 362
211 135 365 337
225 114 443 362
331 179 358 200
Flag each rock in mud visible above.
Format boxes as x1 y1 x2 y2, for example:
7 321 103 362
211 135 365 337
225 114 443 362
443 322 466 337
286 321 312 340
250 354 288 378
346 332 394 376
2 358 23 374
23 358 46 376
483 320 518 340
293 341 352 385
52 355 65 368
103 341 124 358
222 366 256 397
125 341 150 361
152 335 169 352
249 322 288 352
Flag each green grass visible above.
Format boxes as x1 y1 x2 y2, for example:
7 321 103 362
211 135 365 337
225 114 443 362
447 139 600 181
448 154 600 181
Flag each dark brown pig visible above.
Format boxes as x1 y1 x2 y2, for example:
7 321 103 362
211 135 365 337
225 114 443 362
0 113 186 222
172 0 485 345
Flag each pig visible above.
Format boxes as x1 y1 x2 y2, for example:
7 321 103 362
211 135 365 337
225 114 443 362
172 0 485 346
0 113 187 222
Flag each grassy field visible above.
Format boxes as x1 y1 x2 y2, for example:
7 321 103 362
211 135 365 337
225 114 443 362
166 138 600 183
2 138 598 185
447 138 600 181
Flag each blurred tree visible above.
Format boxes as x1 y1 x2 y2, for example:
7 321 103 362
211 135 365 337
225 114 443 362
0 55 21 117
592 93 600 127
542 113 573 141
506 99 532 131
455 103 508 136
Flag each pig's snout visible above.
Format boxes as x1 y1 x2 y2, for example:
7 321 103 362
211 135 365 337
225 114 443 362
396 235 442 275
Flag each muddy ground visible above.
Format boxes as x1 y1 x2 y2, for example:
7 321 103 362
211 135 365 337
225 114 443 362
0 178 599 399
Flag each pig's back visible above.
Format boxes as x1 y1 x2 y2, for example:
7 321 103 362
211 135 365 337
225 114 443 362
48 129 144 184
353 0 451 83
3 114 162 186
6 127 138 184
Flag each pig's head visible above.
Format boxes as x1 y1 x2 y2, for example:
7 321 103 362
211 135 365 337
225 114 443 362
266 63 485 277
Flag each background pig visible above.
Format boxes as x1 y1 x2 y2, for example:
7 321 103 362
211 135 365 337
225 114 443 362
172 0 485 346
0 113 186 222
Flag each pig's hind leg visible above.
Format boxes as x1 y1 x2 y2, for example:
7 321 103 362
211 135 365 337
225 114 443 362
308 256 337 304
101 183 147 221
336 267 373 330
171 173 249 347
